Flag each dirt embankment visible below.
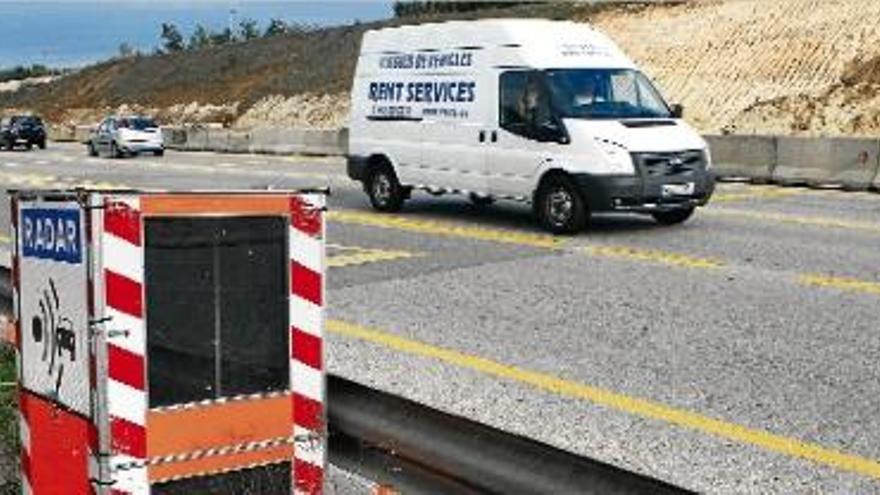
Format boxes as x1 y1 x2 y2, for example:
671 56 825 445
586 0 880 136
734 55 880 136
5 1 880 137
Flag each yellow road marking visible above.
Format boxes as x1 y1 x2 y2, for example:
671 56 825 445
799 274 880 296
580 245 723 269
0 171 128 190
0 235 10 244
327 318 880 479
327 244 419 268
332 210 720 270
712 187 801 203
705 208 880 235
328 210 564 249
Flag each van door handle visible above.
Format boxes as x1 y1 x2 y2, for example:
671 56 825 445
490 131 498 143
478 130 486 143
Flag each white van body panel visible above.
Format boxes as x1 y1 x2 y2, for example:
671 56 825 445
563 120 708 155
348 19 714 211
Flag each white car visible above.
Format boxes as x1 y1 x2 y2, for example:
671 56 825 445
346 19 715 233
87 116 164 158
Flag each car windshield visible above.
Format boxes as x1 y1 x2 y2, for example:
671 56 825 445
544 68 672 120
119 117 157 130
12 116 41 126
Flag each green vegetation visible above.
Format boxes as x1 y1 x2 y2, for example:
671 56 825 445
238 18 261 41
392 1 538 18
162 19 320 53
0 65 64 84
160 22 186 53
0 346 17 493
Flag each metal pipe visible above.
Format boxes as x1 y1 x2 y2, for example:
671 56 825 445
327 375 690 495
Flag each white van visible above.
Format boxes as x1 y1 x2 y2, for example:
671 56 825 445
346 19 714 233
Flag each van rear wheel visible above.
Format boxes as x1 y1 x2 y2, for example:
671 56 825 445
367 165 405 212
535 174 588 234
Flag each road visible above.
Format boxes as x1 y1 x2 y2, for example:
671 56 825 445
2 143 880 494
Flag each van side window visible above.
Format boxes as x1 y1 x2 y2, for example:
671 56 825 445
499 71 553 139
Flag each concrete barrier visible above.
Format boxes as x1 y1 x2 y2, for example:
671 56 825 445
226 130 251 153
163 127 346 155
704 134 777 182
204 128 230 152
774 136 880 190
249 128 346 155
161 127 187 146
48 125 75 142
181 127 209 151
74 125 93 144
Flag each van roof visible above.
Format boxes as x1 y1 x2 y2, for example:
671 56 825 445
361 18 635 69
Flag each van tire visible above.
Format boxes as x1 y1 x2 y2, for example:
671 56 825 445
367 164 405 212
535 174 588 234
652 207 694 225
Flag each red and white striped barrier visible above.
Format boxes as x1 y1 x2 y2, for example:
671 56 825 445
12 190 327 494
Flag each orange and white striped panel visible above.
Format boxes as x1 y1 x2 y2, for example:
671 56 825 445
103 197 149 494
289 194 326 494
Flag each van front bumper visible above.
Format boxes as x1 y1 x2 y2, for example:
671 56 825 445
571 171 715 213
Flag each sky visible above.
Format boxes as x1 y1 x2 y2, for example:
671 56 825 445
0 1 393 69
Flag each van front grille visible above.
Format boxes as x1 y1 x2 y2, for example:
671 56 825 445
631 150 706 177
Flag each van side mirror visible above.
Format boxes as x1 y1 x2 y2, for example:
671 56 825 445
671 104 684 119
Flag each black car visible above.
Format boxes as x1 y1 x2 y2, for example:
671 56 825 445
1 115 47 150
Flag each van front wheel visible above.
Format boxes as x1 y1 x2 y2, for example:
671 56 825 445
535 175 588 234
367 166 405 212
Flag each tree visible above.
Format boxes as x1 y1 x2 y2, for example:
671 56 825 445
189 24 212 50
392 1 529 17
264 18 287 37
238 18 260 40
118 42 135 58
160 22 185 52
210 27 235 45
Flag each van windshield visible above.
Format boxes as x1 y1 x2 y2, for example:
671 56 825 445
544 69 672 120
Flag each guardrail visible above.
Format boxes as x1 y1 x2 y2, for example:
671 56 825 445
48 125 880 191
0 266 687 494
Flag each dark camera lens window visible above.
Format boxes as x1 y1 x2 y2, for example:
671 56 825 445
145 216 289 407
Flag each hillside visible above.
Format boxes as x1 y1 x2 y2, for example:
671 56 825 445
4 0 880 137
0 2 595 129
587 0 880 136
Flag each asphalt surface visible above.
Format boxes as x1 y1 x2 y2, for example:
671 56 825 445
3 142 880 494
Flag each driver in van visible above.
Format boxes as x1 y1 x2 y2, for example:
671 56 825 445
517 76 552 127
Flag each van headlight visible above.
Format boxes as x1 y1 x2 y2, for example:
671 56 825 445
704 147 713 170
595 139 635 175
